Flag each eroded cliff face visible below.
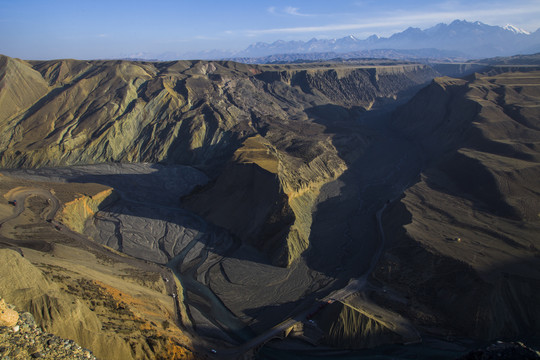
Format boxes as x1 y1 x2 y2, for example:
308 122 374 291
184 135 347 266
0 56 439 173
254 64 438 108
57 188 118 233
0 58 250 169
0 55 439 265
317 301 404 349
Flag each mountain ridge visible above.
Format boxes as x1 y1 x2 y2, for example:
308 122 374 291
124 20 540 62
235 20 540 60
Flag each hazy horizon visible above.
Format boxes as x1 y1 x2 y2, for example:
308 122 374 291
1 0 540 60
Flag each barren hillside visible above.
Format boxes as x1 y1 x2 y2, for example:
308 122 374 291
0 55 539 359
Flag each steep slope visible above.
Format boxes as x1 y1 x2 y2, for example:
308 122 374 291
0 59 244 169
395 72 540 220
0 249 129 359
375 71 540 340
315 293 420 349
184 135 295 264
0 175 197 360
0 55 437 265
0 298 99 360
0 57 436 171
0 55 49 125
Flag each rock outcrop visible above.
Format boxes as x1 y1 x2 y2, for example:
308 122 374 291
0 298 18 327
57 188 117 233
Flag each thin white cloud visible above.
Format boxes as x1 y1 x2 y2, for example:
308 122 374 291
267 6 315 17
284 6 312 17
244 6 540 35
97 34 108 38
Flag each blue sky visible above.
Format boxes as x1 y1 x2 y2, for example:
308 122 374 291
1 0 540 60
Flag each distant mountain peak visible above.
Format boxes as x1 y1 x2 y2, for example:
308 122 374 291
128 19 540 62
450 19 470 25
403 26 422 32
231 20 540 61
504 24 530 35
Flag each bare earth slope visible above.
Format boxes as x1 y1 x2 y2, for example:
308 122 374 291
0 55 438 266
0 174 197 360
375 71 540 341
0 56 436 171
2 54 540 358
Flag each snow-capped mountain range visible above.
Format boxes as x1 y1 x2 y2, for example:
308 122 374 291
235 20 540 60
126 20 540 62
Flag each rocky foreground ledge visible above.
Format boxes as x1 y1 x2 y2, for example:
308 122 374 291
0 298 97 360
